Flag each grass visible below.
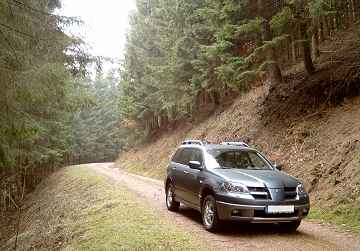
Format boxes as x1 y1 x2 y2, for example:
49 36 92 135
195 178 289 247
308 205 360 233
68 167 202 251
4 166 203 251
118 160 165 180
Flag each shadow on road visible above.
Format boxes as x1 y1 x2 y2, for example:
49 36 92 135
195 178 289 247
176 206 309 238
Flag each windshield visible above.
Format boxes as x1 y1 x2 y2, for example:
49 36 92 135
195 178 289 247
207 149 273 170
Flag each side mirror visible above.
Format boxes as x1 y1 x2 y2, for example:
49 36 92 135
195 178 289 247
274 163 283 171
189 161 202 170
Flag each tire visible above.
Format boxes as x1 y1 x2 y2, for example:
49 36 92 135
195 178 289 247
201 195 221 232
166 183 180 212
279 220 301 232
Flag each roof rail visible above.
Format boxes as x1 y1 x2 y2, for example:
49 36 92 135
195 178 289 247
181 140 207 146
220 141 249 147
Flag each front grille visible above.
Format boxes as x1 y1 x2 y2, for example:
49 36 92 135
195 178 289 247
284 187 297 200
248 187 268 192
248 187 298 201
248 187 271 200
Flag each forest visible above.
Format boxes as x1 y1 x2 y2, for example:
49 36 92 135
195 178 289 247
0 0 125 211
1 0 360 213
120 0 360 134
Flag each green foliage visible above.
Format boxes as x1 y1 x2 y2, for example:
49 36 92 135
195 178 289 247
271 7 294 35
308 0 333 18
1 0 357 188
0 0 81 173
70 71 129 163
119 0 302 130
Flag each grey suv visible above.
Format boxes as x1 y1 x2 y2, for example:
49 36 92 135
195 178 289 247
164 140 310 232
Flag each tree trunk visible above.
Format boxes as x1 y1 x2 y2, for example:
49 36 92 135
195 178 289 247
291 36 297 63
262 20 283 84
211 90 220 106
344 0 351 28
354 0 360 20
312 26 320 59
319 18 325 42
300 21 315 75
335 10 341 30
257 0 282 85
325 16 332 37
351 0 356 21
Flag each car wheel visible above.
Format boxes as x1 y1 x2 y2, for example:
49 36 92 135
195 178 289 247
166 183 180 211
279 220 301 232
202 195 220 232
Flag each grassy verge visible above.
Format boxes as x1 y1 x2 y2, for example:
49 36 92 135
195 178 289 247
4 166 203 251
308 205 360 233
117 161 165 180
70 167 202 250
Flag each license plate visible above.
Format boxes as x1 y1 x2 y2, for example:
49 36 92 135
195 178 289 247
266 205 295 214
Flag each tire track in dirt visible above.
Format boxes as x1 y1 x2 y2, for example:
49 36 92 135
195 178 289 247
89 163 360 251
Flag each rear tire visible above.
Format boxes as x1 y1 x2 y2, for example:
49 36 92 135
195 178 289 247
201 195 221 232
166 183 180 212
279 220 301 232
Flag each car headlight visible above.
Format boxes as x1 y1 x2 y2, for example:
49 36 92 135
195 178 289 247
221 181 249 194
297 183 306 194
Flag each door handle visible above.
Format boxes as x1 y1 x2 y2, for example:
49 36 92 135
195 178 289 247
172 167 176 170
183 171 190 175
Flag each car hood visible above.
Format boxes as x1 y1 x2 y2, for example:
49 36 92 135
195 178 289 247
213 169 299 188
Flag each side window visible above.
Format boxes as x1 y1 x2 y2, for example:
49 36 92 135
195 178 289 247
171 149 183 163
174 148 203 166
191 149 204 165
179 148 192 165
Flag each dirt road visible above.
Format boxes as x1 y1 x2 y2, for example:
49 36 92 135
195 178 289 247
89 163 360 251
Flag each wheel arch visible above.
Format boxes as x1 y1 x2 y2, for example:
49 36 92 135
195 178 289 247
165 176 174 191
200 186 215 208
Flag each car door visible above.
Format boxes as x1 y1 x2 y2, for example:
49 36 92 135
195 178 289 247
172 148 192 201
186 148 204 207
169 148 184 197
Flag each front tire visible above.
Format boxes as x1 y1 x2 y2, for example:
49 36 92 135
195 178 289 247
202 195 221 232
166 183 180 212
279 220 301 232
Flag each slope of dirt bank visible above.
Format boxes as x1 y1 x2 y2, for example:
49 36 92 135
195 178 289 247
117 25 360 219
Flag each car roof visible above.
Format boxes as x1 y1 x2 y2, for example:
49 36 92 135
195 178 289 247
179 144 255 152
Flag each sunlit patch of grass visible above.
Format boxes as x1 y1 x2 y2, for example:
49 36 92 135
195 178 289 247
308 205 360 233
68 167 202 250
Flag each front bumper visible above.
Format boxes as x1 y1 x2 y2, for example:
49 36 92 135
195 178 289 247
216 201 310 223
